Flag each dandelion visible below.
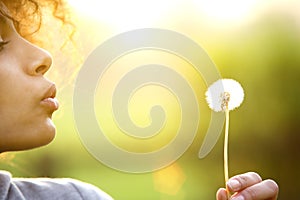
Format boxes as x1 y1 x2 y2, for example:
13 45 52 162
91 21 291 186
205 79 244 112
205 79 244 198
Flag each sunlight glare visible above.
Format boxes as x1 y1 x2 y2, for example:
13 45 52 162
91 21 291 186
68 0 180 30
194 0 259 23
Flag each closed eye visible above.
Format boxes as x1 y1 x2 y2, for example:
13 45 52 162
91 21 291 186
0 40 10 51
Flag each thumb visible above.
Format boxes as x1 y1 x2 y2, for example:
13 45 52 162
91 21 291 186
216 188 228 200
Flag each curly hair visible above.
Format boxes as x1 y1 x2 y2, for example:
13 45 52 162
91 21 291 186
0 0 69 37
0 0 78 87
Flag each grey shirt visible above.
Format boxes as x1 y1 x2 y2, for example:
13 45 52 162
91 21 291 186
0 170 113 200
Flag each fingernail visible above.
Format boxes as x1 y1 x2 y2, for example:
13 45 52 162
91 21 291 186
231 196 244 200
227 179 241 191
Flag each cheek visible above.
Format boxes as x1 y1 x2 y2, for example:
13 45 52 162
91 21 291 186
0 69 36 115
0 75 55 151
0 89 32 125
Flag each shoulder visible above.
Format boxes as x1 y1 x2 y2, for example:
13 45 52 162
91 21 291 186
61 178 114 200
0 170 113 200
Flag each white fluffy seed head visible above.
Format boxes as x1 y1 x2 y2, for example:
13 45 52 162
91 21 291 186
205 79 244 112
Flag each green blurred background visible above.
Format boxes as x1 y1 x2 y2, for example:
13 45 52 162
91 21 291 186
1 0 299 199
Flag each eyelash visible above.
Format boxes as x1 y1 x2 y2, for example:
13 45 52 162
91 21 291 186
0 40 9 51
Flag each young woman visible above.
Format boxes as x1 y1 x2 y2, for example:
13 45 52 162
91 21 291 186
0 0 278 199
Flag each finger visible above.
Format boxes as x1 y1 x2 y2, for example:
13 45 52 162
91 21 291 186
216 188 228 200
227 172 262 193
231 179 279 200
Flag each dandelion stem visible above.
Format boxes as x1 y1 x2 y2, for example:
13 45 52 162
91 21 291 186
224 108 231 198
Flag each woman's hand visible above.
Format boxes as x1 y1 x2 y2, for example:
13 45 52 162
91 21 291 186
216 172 278 200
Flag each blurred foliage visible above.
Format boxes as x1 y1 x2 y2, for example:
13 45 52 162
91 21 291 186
1 2 300 200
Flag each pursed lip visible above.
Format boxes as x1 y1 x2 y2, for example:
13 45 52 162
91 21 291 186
41 84 59 111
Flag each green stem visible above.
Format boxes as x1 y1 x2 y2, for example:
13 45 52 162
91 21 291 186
224 108 231 198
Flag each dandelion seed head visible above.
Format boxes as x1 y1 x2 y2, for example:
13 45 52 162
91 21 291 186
205 79 244 112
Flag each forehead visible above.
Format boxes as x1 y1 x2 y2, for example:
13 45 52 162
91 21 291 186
0 3 13 29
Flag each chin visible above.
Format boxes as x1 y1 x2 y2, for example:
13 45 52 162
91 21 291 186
10 119 56 152
32 118 57 148
0 118 57 153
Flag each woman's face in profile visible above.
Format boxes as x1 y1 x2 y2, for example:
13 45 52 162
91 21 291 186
0 10 59 152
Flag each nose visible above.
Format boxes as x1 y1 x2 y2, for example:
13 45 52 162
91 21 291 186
24 40 53 76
